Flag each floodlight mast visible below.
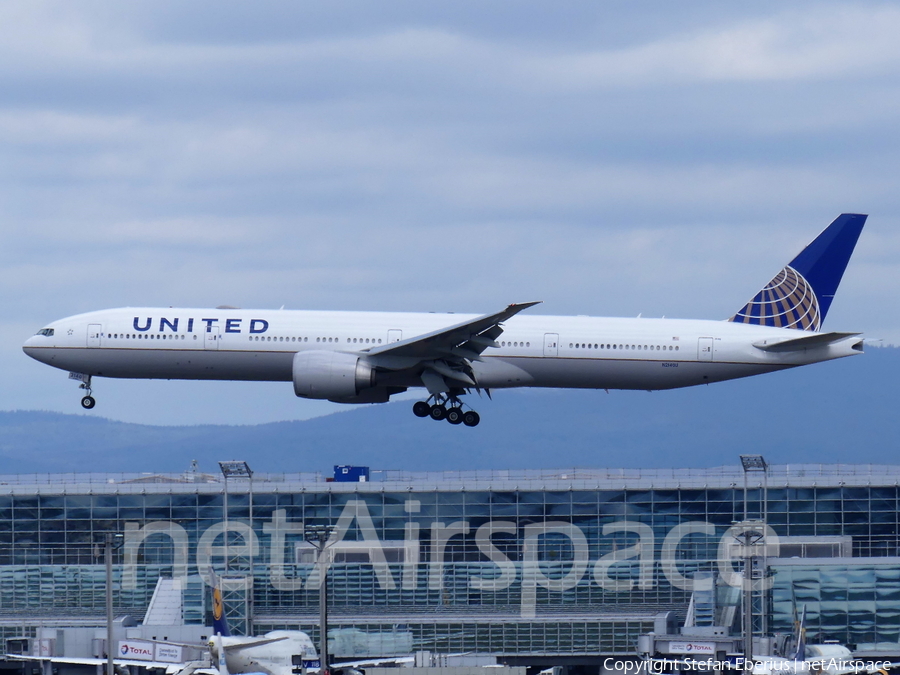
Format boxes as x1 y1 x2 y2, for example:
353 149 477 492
218 461 254 633
218 461 254 479
738 454 769 662
98 532 124 675
740 454 769 471
305 525 335 675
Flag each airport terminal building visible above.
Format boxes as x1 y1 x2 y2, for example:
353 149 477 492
1 462 899 666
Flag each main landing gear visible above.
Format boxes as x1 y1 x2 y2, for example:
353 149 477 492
412 396 480 427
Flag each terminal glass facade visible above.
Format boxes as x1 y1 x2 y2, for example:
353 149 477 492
0 465 898 656
771 560 900 647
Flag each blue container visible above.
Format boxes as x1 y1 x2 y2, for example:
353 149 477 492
333 465 370 482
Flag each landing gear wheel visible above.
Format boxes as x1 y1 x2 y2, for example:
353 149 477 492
429 404 447 421
413 401 431 418
463 410 480 427
81 396 96 410
446 407 463 425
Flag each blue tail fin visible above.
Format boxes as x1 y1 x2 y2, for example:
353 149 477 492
210 567 231 637
729 214 866 331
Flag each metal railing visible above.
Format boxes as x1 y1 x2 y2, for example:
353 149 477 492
0 464 899 492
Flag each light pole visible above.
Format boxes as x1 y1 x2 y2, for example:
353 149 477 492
99 532 124 675
305 525 334 674
218 461 254 572
738 454 769 662
218 460 254 633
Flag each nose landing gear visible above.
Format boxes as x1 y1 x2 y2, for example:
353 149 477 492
70 373 96 409
411 395 480 427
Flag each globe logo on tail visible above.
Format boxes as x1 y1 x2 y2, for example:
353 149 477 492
730 266 821 331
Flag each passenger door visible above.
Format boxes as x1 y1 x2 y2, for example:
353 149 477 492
387 329 403 344
87 324 102 348
205 327 220 350
698 337 714 361
543 333 559 357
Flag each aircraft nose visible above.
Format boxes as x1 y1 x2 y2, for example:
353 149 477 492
22 335 39 354
23 334 53 364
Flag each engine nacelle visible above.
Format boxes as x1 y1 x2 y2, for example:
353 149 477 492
292 351 374 400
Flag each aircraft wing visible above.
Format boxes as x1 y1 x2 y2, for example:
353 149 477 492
753 332 861 353
222 636 288 651
326 656 415 671
834 660 900 675
170 663 217 675
367 301 540 361
365 301 540 392
5 654 196 670
327 651 474 672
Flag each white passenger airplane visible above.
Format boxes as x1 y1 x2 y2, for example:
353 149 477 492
5 648 207 675
208 570 319 675
648 606 899 675
5 573 316 675
750 607 900 675
207 569 411 675
23 214 866 427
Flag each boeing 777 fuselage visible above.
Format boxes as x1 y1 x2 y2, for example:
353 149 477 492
23 214 868 427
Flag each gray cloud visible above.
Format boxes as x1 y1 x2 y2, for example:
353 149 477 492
2 0 898 424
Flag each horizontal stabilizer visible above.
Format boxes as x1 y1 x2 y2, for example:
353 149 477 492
753 332 860 353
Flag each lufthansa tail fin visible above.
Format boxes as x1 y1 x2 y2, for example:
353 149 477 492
209 567 231 638
729 214 866 331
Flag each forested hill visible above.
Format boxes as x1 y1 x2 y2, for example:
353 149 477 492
1 346 896 475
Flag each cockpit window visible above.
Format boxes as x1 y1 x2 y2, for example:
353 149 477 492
36 328 54 336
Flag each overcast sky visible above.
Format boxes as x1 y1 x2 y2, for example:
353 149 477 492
2 1 899 426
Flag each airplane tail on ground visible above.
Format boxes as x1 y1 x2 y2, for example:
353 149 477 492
213 633 230 675
729 213 867 331
793 605 807 661
209 568 231 638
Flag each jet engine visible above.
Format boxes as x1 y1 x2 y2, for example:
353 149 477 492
292 351 375 400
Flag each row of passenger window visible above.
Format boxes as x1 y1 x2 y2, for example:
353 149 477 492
495 340 680 352
247 336 383 344
110 333 188 340
249 336 309 343
109 333 358 344
107 332 677 353
570 342 679 351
